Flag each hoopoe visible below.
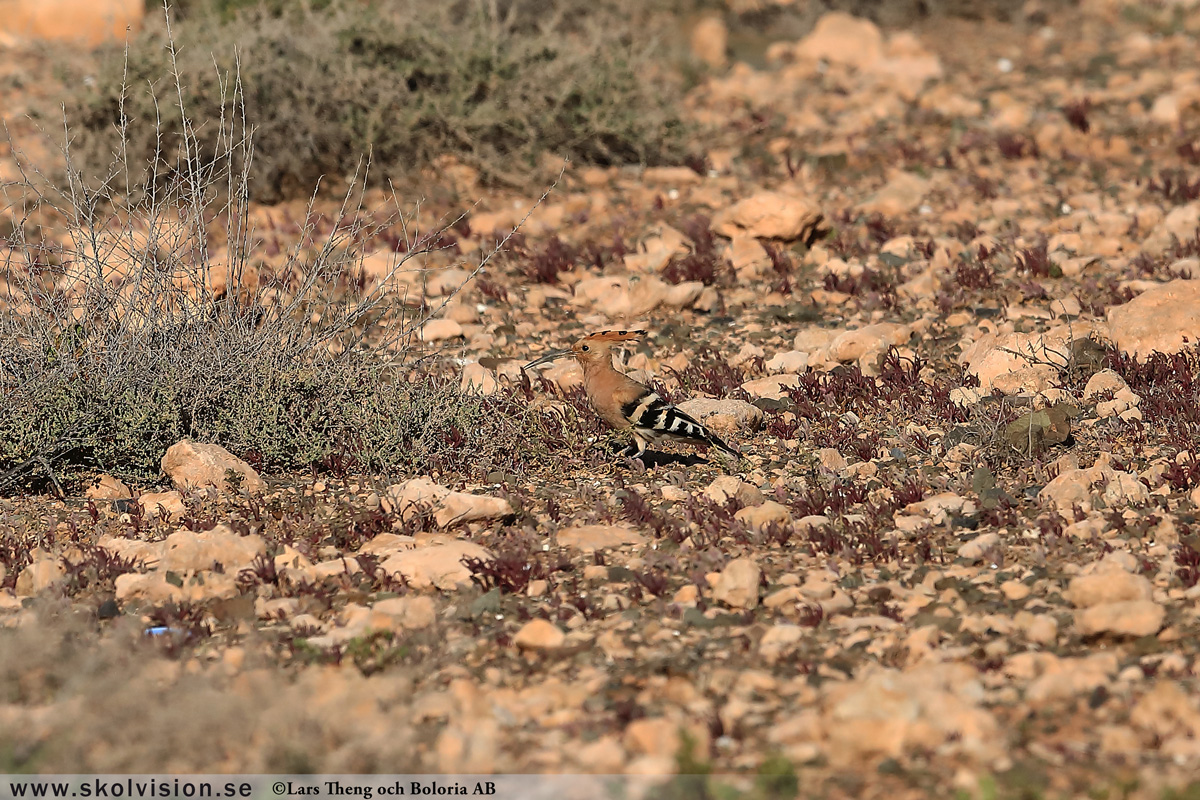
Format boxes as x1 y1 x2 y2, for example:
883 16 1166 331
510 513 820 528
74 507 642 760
523 330 742 461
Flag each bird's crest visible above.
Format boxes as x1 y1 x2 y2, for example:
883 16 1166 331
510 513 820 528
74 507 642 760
583 329 647 343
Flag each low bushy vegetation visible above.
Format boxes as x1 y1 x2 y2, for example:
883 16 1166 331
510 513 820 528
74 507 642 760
2 71 588 493
0 205 585 488
59 0 692 202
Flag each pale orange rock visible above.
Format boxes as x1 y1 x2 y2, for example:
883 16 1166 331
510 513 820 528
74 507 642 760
137 490 187 521
445 303 479 324
741 374 801 400
792 12 883 68
1150 93 1181 126
1129 682 1200 743
766 350 809 373
728 236 771 277
759 624 805 664
460 363 499 396
420 318 464 342
161 440 265 494
623 717 709 759
735 501 792 533
0 587 19 614
800 576 854 616
642 167 703 187
817 448 848 472
572 275 626 306
1014 612 1058 645
354 533 415 557
384 477 513 528
0 0 142 45
571 274 702 317
959 326 1096 394
727 342 765 366
1142 204 1199 253
274 545 316 585
712 557 762 609
958 533 1001 563
115 571 239 604
1040 458 1149 513
536 361 583 393
1083 369 1132 401
873 31 944 100
572 735 626 773
434 721 499 773
703 475 764 506
857 172 930 217
1076 600 1165 637
712 192 824 241
1012 652 1117 703
624 226 688 271
905 492 967 521
15 557 64 597
369 596 437 630
794 326 839 353
423 268 474 297
676 398 763 433
97 535 166 570
160 525 267 573
556 525 646 552
1066 571 1152 608
379 540 494 590
826 322 913 364
85 474 131 500
1106 279 1200 359
513 618 566 652
690 15 728 68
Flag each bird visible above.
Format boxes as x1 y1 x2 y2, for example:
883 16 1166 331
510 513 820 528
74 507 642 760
523 329 742 461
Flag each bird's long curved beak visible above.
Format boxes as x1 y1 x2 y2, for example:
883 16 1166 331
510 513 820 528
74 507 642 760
523 349 573 370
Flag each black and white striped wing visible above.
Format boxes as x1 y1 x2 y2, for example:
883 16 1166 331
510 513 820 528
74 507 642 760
621 392 741 456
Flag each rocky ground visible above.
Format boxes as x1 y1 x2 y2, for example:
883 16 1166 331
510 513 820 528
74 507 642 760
5 0 1200 797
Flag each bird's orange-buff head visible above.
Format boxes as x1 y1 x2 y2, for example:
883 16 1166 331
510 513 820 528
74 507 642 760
524 329 646 370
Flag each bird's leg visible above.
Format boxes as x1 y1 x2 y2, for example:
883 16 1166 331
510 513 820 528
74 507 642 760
629 432 649 460
619 432 650 464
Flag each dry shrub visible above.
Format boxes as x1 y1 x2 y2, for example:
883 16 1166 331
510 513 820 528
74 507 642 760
58 0 691 202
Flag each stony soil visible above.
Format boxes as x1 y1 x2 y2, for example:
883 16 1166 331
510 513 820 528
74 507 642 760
6 2 1200 797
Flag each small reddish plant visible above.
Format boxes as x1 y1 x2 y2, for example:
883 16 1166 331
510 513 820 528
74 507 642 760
1063 98 1092 133
1015 240 1053 277
663 215 729 286
997 133 1039 160
525 236 577 284
1148 169 1200 205
1175 542 1200 589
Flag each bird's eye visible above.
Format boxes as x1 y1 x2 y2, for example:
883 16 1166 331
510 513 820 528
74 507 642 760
582 345 590 352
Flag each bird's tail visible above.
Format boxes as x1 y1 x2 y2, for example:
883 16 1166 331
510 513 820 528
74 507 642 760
655 403 742 459
704 428 742 459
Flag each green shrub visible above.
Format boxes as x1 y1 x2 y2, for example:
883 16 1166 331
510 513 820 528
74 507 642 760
61 0 692 202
